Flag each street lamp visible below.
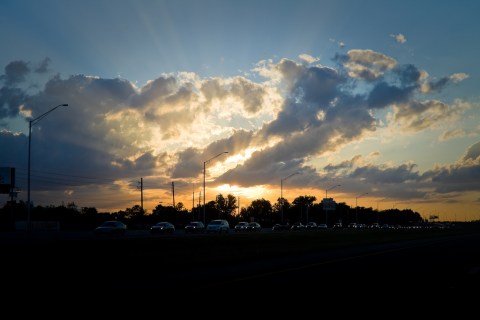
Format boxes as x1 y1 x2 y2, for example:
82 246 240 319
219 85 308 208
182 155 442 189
27 103 69 232
355 192 368 224
325 184 341 226
280 171 300 224
203 151 228 225
325 184 341 199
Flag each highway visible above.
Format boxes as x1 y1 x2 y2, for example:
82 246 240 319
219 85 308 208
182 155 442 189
2 226 479 304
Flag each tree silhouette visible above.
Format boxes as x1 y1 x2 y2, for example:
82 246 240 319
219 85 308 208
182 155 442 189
215 193 237 218
241 198 272 224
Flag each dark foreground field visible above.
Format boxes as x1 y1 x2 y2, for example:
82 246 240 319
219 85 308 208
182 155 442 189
2 224 480 305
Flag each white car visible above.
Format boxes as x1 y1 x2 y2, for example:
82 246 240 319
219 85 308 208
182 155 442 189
206 219 230 233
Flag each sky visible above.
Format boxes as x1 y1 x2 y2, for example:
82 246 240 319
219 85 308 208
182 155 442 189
1 0 479 221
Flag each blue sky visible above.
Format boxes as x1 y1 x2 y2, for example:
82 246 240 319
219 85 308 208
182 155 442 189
1 0 479 221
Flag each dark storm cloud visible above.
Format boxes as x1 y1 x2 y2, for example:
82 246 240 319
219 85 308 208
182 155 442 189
79 77 135 103
34 58 51 74
421 164 480 193
296 66 341 105
128 151 158 171
412 141 480 194
315 156 425 199
0 86 26 118
265 64 344 137
132 76 177 107
366 64 421 109
367 81 415 108
206 129 254 156
0 129 27 168
20 75 140 163
395 64 422 85
0 74 157 193
1 60 30 85
350 163 419 184
265 98 315 136
322 142 480 199
324 143 480 199
170 147 202 179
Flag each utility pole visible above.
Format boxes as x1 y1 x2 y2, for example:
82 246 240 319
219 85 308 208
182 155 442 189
172 181 175 207
191 183 195 221
192 183 195 212
138 178 143 212
198 191 201 220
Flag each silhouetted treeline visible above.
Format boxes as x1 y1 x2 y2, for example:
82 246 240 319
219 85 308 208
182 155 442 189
0 193 424 231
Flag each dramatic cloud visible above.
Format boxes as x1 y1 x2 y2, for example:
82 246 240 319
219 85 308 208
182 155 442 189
1 60 30 85
0 50 475 210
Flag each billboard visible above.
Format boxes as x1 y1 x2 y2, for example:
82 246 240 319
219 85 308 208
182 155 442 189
0 167 15 194
322 197 336 211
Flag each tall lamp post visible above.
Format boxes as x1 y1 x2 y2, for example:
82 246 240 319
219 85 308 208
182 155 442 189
325 184 341 226
203 151 228 226
280 171 300 224
355 192 368 224
27 103 69 232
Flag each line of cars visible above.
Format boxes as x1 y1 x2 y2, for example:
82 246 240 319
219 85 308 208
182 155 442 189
93 219 445 237
94 219 331 236
185 220 231 233
183 220 263 233
272 222 328 231
234 221 261 232
94 219 263 236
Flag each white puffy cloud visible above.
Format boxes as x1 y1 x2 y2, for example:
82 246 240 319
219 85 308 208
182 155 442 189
391 33 407 44
341 49 397 80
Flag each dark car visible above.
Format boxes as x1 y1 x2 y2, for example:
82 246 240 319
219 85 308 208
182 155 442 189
305 222 317 229
272 223 290 231
185 221 205 233
246 222 261 232
94 220 127 236
234 222 249 232
150 222 175 234
290 222 305 230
